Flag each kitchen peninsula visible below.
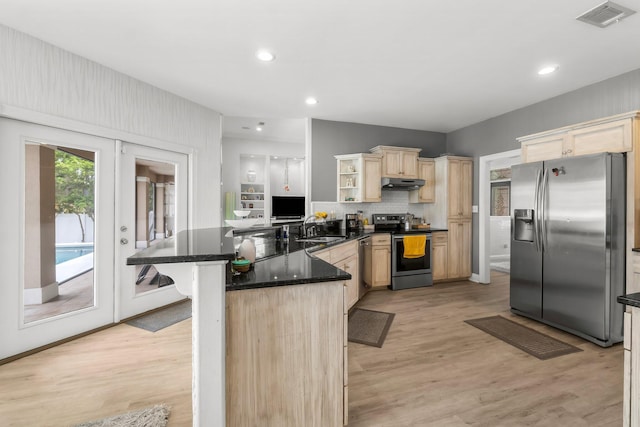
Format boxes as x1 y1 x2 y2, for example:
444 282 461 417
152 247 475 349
126 226 357 426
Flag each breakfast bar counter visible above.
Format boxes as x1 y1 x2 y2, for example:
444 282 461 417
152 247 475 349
126 226 354 426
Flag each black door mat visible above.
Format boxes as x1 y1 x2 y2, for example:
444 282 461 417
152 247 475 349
465 315 583 360
348 308 395 348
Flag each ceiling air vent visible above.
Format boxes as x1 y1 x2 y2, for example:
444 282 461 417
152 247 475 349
576 1 636 28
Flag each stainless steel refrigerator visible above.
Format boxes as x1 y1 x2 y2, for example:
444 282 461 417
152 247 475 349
510 152 626 347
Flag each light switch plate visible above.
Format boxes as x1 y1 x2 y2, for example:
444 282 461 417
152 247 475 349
472 205 479 213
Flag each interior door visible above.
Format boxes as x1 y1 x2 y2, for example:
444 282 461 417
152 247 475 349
0 117 115 360
116 141 189 320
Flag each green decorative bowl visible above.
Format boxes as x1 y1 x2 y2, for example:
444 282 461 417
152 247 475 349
231 258 251 273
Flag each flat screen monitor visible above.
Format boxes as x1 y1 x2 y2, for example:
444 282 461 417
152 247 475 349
272 196 305 219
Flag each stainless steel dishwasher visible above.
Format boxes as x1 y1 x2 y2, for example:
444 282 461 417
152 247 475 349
359 236 372 298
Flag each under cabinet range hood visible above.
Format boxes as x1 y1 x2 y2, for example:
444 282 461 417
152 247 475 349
381 177 425 190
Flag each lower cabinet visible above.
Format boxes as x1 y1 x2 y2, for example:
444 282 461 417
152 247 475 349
315 240 360 309
623 308 640 427
226 282 346 426
447 220 471 279
431 231 448 282
370 233 391 288
338 253 359 309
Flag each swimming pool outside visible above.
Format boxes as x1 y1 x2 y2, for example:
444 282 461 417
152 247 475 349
55 243 94 284
56 244 94 265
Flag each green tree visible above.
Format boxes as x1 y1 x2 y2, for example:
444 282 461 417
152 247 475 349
55 150 95 242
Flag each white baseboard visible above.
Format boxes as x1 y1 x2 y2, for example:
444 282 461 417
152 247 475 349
24 281 59 304
469 273 481 283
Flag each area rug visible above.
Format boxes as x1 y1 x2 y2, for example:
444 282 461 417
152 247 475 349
465 315 583 360
126 299 191 332
73 404 170 427
348 308 395 348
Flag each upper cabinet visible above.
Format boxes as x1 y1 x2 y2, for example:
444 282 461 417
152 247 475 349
447 158 473 219
370 145 421 178
409 158 436 203
335 153 382 203
424 156 473 226
519 111 640 163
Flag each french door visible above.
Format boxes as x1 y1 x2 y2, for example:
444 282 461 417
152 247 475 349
0 117 115 360
115 141 189 320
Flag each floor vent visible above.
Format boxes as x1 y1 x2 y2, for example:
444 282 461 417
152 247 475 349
576 1 636 28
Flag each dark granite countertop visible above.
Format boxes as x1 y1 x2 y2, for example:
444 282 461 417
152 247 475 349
126 227 237 265
126 225 449 292
618 293 640 308
126 226 377 291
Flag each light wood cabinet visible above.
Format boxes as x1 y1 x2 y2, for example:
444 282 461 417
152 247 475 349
520 133 567 163
226 281 345 426
431 231 448 282
447 220 472 279
339 253 359 309
335 153 382 203
314 240 360 310
368 233 391 288
519 112 640 163
623 253 640 426
409 158 436 203
370 145 421 179
447 158 473 218
424 156 473 281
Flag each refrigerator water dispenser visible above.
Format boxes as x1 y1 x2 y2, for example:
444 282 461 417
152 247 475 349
514 209 534 242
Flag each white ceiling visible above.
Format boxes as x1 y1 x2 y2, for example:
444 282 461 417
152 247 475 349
2 0 640 136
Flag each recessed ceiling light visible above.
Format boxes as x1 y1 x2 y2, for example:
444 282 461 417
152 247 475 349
256 50 275 62
256 126 263 131
305 97 318 105
538 65 559 75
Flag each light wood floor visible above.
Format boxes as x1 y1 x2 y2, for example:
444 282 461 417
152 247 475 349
0 271 623 426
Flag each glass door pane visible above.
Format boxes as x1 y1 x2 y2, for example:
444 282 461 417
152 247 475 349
23 146 97 323
117 142 188 320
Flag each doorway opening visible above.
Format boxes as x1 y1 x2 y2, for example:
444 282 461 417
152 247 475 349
478 149 521 284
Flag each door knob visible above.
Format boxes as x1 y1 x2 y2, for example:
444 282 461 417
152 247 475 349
120 238 128 245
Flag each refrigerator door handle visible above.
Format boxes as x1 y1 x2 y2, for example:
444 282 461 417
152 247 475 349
541 167 549 251
533 169 542 252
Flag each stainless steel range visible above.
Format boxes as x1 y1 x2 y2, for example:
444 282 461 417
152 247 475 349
373 214 433 290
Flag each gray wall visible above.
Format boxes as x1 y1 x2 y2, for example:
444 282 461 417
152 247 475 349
447 67 640 274
311 119 447 201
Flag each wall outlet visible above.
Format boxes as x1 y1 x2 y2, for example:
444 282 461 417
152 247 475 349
472 205 479 213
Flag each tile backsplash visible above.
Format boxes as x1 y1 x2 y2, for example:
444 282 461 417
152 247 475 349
312 191 426 225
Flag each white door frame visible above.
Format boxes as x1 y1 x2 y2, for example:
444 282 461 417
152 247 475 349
1 104 196 325
115 140 191 321
478 148 521 284
0 117 116 359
